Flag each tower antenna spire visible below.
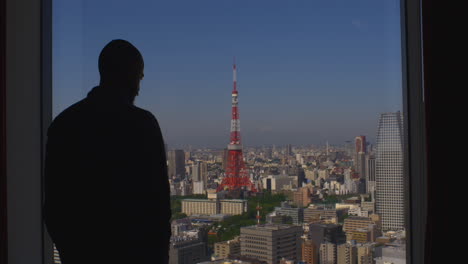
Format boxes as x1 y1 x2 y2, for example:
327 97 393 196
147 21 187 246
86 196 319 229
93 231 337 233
233 56 237 92
217 59 257 194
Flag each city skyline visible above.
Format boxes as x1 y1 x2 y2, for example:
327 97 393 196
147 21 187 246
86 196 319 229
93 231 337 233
53 0 402 148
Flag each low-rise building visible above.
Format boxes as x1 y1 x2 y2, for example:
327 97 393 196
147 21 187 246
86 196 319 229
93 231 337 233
304 206 345 223
181 199 247 216
272 202 304 224
240 224 302 264
214 237 240 259
169 236 209 264
374 244 406 264
343 217 381 243
182 199 218 215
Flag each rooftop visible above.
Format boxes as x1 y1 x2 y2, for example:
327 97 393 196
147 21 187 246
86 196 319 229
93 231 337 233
241 224 298 231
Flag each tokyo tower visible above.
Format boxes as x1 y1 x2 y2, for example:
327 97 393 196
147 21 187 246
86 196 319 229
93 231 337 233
217 59 257 193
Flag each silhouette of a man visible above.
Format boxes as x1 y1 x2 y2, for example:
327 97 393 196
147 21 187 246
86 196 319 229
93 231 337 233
44 39 171 264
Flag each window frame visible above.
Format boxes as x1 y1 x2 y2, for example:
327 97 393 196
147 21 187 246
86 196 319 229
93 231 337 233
0 0 427 263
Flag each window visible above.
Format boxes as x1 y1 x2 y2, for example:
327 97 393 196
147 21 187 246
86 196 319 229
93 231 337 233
1 0 430 264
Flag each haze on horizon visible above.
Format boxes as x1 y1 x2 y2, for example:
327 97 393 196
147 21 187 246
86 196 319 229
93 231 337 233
53 0 403 149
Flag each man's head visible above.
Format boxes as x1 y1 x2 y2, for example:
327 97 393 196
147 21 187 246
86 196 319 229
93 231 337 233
98 39 144 102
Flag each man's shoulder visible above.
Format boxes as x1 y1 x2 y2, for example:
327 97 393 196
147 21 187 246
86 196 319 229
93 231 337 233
48 99 87 133
127 105 159 126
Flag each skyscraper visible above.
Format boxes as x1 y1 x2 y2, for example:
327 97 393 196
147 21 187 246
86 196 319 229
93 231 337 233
168 149 185 179
365 156 376 200
286 144 292 157
354 136 367 181
375 112 405 231
192 161 207 183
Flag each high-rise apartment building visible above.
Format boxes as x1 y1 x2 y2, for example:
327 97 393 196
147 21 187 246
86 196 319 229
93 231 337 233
375 112 405 231
168 149 186 179
240 224 302 264
337 242 357 264
293 187 311 207
356 243 374 264
319 242 336 264
302 239 319 264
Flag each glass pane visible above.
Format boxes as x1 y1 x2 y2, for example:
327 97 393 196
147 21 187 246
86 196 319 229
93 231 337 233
52 0 407 263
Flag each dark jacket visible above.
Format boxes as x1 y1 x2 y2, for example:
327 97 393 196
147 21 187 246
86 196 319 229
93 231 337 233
44 86 171 264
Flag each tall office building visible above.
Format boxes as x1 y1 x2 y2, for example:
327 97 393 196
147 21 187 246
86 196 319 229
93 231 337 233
354 136 367 181
192 161 207 183
168 149 186 179
365 156 376 200
375 112 405 232
286 144 292 157
240 224 302 264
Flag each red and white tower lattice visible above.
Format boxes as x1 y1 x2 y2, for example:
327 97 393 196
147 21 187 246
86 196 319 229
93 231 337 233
217 59 257 193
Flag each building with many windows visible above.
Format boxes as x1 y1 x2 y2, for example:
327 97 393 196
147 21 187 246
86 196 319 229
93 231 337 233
365 156 376 199
240 224 302 264
374 244 406 264
169 235 209 264
214 237 241 259
375 112 405 231
356 243 375 264
337 242 357 264
168 149 186 179
301 239 319 264
181 199 247 216
319 242 336 264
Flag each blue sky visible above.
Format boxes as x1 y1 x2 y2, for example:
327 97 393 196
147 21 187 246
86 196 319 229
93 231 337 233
53 0 402 148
